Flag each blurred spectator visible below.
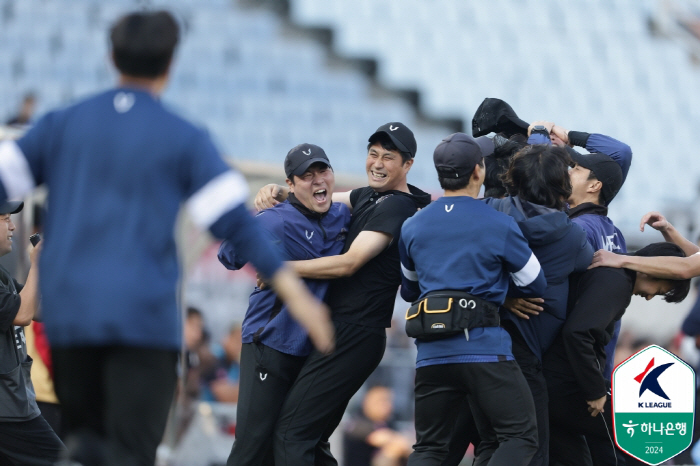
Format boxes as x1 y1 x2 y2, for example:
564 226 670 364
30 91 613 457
202 324 242 403
343 386 411 466
183 307 205 400
5 92 36 127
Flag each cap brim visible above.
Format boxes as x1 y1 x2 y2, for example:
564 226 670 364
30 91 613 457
474 136 494 157
369 130 411 157
0 201 23 215
290 158 331 177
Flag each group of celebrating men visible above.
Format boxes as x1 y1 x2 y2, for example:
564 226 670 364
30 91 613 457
0 8 696 466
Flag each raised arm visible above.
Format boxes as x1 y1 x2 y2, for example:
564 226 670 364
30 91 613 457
14 242 41 326
639 211 700 257
290 230 391 280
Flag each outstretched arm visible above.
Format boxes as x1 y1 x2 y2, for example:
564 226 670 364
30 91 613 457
291 230 391 280
591 249 700 280
14 242 41 326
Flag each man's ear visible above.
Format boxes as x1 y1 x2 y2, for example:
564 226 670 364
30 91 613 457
403 158 414 172
587 179 602 195
285 178 294 193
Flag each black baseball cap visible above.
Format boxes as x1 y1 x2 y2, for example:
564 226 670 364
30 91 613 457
433 133 494 179
369 122 417 158
472 98 530 138
0 201 23 215
284 143 331 179
569 151 623 205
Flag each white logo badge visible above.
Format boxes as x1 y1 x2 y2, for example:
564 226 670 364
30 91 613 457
389 125 399 131
259 372 268 381
445 204 454 213
113 92 135 113
305 230 314 241
302 149 311 156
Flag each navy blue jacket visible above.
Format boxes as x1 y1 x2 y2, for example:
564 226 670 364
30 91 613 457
219 198 351 356
400 196 547 366
485 197 593 360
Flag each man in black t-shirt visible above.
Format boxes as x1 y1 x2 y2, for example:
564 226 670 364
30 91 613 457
255 123 431 466
0 201 64 465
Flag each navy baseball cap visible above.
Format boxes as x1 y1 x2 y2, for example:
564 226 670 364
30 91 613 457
284 143 331 179
369 122 417 158
433 133 494 179
568 150 623 206
0 201 23 215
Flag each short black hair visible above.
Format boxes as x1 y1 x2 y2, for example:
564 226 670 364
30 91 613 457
484 134 526 198
503 144 572 210
438 158 484 191
634 242 691 303
186 306 202 319
110 10 179 78
367 133 412 164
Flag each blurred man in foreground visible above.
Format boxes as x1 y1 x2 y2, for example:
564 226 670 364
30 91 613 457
0 10 331 466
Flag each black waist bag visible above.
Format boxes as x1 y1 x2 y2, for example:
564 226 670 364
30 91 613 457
405 291 500 341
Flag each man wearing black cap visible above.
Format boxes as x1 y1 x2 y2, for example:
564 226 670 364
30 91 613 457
218 144 351 466
399 133 546 466
0 201 64 465
524 120 632 381
256 122 432 466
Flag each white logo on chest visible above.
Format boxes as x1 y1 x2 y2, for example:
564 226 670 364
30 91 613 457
445 204 454 213
305 230 314 241
114 92 135 113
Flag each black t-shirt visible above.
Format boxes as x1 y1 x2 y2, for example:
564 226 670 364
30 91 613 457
327 185 431 328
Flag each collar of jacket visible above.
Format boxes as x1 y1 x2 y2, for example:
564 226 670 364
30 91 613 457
567 202 608 219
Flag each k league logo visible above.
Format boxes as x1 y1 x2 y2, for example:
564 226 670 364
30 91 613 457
612 345 695 465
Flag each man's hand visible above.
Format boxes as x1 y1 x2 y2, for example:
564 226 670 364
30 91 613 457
503 297 544 320
254 184 288 211
590 249 624 269
640 211 669 233
527 120 555 136
550 125 570 146
28 239 42 265
587 395 607 417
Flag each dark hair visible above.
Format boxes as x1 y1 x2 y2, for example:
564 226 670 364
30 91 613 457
367 133 411 164
634 242 691 303
186 306 202 319
484 134 526 198
110 11 179 78
438 158 484 191
502 144 572 210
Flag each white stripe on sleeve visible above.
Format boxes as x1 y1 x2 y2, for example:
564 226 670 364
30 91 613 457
0 140 36 199
510 252 541 287
401 263 419 282
186 170 249 229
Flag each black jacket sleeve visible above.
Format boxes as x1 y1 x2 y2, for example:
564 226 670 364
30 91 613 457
561 268 633 401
